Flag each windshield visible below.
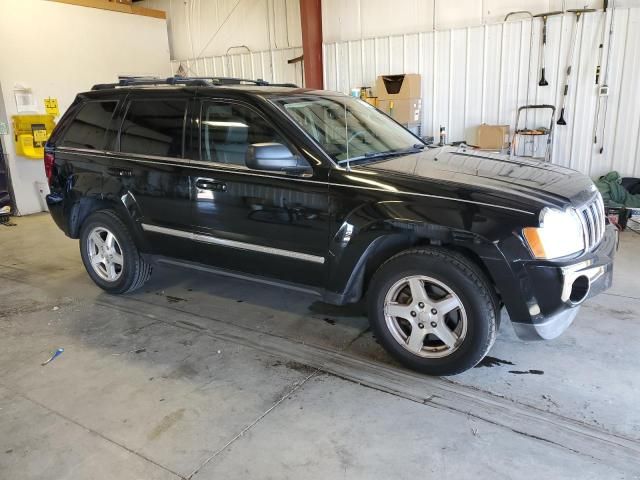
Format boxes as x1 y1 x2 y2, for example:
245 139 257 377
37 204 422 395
274 95 422 164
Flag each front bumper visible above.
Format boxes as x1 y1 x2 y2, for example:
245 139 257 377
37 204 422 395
508 224 617 341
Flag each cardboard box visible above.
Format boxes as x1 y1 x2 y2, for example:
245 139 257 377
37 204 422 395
363 97 378 107
375 74 421 100
378 98 422 124
476 124 510 150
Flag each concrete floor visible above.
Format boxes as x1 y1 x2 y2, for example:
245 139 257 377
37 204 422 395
1 213 639 479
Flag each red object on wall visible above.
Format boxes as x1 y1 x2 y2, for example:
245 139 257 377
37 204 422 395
299 0 323 89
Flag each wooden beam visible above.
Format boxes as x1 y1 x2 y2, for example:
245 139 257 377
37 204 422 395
51 0 166 20
299 0 323 89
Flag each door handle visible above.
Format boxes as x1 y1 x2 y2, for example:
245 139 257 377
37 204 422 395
107 167 133 177
196 178 227 192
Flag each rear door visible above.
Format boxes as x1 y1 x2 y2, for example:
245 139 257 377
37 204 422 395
187 97 330 287
53 98 121 225
103 92 196 258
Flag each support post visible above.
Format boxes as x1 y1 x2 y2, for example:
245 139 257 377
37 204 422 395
299 0 323 89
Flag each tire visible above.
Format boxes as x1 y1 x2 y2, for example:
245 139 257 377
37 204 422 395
367 247 497 376
79 210 152 294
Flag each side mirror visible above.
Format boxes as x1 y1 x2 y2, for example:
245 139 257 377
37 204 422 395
246 142 307 172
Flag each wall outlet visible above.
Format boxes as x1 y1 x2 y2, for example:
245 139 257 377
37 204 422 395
598 85 610 96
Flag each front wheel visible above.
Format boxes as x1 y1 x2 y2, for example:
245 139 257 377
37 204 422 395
79 210 152 294
367 247 497 376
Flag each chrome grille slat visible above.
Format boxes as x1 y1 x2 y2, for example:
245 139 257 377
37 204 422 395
595 202 602 240
578 194 605 252
589 204 597 246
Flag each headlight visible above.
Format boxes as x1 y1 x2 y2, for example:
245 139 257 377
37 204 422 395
523 208 585 259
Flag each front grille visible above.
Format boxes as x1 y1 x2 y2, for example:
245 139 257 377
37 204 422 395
578 194 606 252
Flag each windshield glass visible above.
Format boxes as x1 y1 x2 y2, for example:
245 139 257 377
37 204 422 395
274 95 422 163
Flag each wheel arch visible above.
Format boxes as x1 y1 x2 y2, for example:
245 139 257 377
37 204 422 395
68 196 148 251
324 218 500 305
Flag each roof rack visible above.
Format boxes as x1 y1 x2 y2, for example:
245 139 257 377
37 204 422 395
91 76 298 90
91 76 209 90
186 76 299 88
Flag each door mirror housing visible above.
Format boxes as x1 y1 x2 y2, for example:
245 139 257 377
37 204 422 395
246 143 308 173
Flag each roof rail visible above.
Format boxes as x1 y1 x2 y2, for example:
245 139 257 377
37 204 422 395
91 76 210 90
91 76 298 90
184 76 298 88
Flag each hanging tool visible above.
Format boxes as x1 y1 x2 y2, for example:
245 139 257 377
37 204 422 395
557 8 596 125
594 1 610 84
533 11 563 86
504 11 535 108
594 0 616 152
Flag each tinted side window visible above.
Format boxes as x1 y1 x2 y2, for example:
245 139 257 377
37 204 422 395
200 102 288 166
120 99 187 158
61 101 117 150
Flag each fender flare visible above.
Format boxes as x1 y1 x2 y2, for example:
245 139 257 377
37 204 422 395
67 195 148 251
324 217 493 305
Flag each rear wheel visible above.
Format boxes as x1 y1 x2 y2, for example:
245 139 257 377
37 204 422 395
368 247 497 376
79 211 152 294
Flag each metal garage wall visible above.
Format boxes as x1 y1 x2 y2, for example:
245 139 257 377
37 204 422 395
324 8 640 178
170 46 304 87
141 0 302 60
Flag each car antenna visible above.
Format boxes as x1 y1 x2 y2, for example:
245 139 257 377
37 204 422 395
344 99 351 171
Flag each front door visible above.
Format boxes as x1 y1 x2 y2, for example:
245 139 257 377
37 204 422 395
187 98 330 287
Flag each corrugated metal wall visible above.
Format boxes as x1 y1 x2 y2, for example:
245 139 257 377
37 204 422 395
170 7 640 178
324 8 640 178
170 46 304 87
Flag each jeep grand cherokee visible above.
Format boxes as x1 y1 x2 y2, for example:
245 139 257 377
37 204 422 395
44 77 617 375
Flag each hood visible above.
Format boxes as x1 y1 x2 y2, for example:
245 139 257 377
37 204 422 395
358 147 597 209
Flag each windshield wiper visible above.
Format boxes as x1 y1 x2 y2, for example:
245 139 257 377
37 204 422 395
338 144 426 164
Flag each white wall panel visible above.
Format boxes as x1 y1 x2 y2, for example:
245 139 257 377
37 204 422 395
171 46 304 86
141 0 302 59
609 8 640 177
0 0 170 215
323 8 640 178
322 0 606 43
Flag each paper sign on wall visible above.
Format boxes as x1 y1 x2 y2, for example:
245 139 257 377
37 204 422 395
0 122 8 135
14 89 37 113
44 98 59 116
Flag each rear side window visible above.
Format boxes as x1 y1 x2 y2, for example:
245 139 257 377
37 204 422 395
119 99 187 158
61 101 118 150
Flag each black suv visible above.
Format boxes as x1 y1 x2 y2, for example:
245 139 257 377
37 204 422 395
45 77 617 375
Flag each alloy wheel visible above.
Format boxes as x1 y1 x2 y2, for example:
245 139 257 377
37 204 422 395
383 275 467 358
87 226 124 282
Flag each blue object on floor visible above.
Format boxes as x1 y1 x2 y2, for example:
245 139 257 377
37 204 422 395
41 348 64 366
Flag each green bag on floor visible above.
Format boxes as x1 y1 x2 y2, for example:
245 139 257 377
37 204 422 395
595 171 640 208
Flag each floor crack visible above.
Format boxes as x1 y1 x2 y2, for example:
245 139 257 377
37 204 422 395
187 369 319 479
